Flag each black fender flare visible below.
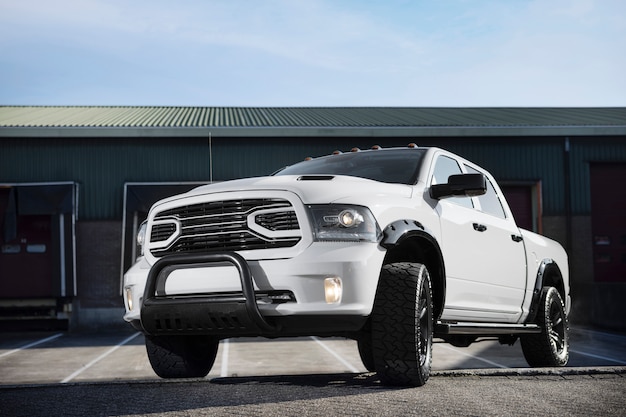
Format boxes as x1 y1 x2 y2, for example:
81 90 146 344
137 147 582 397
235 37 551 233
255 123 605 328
381 219 427 249
380 219 446 319
526 258 565 324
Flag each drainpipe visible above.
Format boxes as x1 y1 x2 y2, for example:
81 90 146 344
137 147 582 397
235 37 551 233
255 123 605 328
564 137 573 256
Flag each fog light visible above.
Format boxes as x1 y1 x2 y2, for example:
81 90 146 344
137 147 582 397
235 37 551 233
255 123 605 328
124 287 134 311
324 277 342 304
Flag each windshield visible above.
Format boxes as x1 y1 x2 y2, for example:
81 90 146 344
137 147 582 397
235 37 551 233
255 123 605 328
275 149 426 185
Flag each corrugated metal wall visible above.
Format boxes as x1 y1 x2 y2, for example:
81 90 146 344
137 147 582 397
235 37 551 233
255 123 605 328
2 136 625 219
1 138 212 219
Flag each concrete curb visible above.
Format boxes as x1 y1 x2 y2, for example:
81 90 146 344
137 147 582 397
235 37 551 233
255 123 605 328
432 366 626 377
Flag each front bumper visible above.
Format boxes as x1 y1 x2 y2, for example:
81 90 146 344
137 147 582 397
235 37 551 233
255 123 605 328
140 252 277 336
123 242 385 337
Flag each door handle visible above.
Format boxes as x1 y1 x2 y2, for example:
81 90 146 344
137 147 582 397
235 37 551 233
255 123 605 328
472 223 487 232
511 234 524 242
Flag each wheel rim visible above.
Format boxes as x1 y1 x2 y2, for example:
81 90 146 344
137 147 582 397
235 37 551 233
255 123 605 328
417 282 432 367
548 299 566 353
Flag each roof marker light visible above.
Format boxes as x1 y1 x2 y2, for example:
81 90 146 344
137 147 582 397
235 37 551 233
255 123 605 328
304 157 313 161
408 143 418 148
350 147 361 152
371 145 382 150
332 150 342 155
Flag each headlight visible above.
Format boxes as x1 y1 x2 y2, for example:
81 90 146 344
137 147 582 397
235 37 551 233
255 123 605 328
308 205 381 242
137 221 147 256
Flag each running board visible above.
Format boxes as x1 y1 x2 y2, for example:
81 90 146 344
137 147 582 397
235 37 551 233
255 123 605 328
435 321 542 335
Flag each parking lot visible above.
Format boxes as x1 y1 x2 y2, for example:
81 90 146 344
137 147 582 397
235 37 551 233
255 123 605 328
1 325 626 385
1 326 625 416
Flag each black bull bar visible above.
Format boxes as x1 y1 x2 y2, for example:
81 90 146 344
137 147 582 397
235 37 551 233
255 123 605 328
140 253 277 336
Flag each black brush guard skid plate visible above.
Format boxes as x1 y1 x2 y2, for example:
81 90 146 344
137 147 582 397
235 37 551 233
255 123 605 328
140 252 277 336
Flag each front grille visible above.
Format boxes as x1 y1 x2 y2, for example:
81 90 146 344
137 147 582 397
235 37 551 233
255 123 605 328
151 223 176 242
150 198 301 257
255 211 299 231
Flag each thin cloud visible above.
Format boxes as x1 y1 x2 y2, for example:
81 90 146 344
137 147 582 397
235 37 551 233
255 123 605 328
0 0 624 106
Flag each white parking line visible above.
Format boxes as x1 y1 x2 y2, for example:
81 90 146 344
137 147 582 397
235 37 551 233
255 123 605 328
569 349 626 365
60 332 141 384
571 327 626 339
310 337 360 373
437 343 509 368
220 339 230 377
0 333 64 359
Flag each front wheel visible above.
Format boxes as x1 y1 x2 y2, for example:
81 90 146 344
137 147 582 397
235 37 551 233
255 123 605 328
371 262 433 386
521 287 569 367
145 335 219 378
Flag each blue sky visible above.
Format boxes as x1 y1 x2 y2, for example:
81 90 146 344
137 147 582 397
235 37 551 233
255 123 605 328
1 0 624 107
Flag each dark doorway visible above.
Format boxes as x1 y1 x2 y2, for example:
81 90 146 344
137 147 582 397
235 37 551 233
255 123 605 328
0 183 77 324
501 182 542 233
590 163 626 282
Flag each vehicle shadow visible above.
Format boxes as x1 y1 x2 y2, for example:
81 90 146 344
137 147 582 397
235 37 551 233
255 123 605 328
0 373 403 417
210 371 386 388
3 369 624 417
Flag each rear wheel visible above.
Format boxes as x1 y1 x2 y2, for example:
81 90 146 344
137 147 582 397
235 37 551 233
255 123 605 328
371 262 433 386
521 287 569 367
145 335 219 378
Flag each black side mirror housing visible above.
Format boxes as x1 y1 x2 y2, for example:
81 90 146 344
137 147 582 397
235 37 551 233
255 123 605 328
430 173 487 200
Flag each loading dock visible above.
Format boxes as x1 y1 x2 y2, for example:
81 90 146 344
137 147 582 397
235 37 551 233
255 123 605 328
0 183 78 328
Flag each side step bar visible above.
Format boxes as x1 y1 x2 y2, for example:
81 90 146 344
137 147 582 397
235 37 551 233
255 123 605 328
435 321 542 336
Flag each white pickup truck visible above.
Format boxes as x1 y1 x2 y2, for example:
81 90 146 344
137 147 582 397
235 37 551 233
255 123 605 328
123 145 570 386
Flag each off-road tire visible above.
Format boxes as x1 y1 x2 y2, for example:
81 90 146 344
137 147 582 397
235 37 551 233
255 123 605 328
371 262 433 386
521 286 569 367
145 335 219 378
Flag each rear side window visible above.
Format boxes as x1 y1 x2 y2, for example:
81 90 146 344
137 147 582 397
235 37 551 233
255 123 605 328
465 165 506 218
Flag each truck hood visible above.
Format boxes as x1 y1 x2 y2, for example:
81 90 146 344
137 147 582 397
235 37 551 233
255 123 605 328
157 175 413 205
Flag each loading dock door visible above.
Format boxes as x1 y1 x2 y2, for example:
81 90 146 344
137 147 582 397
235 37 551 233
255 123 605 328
501 182 542 233
590 163 626 282
0 183 77 300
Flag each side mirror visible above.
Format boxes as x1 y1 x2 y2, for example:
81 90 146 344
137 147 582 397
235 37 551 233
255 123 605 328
430 173 487 200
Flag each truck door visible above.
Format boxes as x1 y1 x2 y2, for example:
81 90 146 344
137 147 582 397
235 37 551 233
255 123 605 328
432 156 526 323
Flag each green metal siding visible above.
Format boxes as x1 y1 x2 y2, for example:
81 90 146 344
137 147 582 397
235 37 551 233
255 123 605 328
1 137 375 219
2 133 625 219
1 138 213 219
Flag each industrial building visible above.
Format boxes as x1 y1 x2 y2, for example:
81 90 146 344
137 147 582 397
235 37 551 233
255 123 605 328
1 106 625 331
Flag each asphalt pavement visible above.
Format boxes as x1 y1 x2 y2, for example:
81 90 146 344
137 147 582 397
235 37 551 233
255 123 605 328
0 326 625 416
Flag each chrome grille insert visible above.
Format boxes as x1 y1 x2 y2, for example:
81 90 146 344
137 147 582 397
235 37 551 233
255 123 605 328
151 222 177 242
255 211 299 231
149 198 301 257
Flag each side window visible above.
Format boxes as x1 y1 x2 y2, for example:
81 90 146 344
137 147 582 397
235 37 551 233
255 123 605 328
465 165 506 218
431 156 473 208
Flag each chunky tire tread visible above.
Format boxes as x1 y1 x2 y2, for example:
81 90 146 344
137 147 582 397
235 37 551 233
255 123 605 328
371 262 433 387
145 335 219 378
521 287 569 367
